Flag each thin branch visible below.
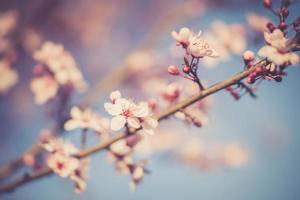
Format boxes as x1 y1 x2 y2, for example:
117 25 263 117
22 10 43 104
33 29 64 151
0 59 266 194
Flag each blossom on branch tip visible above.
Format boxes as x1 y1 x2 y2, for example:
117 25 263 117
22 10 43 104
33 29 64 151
188 33 218 58
258 29 299 66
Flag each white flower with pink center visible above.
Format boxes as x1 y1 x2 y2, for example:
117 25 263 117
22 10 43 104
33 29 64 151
188 33 218 58
33 41 87 91
64 106 109 133
258 29 299 66
47 152 79 178
104 90 158 132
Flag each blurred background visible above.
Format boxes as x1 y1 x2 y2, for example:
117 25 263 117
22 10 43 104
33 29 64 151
1 0 300 199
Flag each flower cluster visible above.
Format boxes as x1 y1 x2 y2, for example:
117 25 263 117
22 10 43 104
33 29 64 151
169 27 217 90
107 134 147 190
30 42 87 105
42 138 89 193
172 27 217 58
64 106 109 134
258 29 299 67
104 90 158 134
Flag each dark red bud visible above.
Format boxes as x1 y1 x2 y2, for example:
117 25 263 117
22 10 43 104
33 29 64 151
266 22 276 32
247 76 255 84
279 22 287 31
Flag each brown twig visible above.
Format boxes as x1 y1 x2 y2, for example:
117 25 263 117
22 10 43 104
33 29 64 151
0 59 266 194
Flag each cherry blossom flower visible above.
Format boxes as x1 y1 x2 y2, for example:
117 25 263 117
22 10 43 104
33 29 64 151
0 60 18 94
171 27 193 47
104 91 158 132
47 152 79 177
70 158 90 194
30 75 59 105
258 29 299 66
33 41 87 91
188 32 218 58
64 106 109 133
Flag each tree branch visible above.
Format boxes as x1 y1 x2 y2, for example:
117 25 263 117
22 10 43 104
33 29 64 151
0 59 266 194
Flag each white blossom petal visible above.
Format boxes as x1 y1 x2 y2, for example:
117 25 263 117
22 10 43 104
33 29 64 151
111 115 126 131
104 102 122 116
127 117 141 129
133 102 149 117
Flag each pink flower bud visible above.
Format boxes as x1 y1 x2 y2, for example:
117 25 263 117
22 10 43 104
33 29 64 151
182 65 191 73
167 65 180 75
243 50 255 62
246 76 255 84
263 0 272 8
254 66 264 74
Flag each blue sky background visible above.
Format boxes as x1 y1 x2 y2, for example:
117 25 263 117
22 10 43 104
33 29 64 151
1 0 300 199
